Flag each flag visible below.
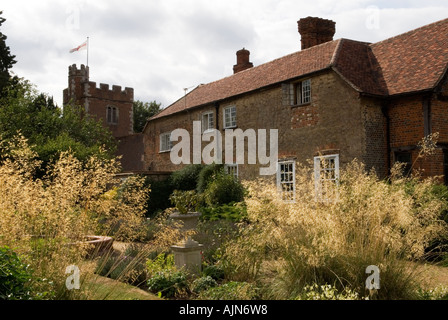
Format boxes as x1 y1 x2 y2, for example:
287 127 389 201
69 40 87 53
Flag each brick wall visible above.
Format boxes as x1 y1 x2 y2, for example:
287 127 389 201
388 93 448 180
143 70 381 180
116 133 145 172
361 98 388 178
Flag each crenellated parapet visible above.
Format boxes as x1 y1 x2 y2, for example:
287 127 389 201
85 82 134 102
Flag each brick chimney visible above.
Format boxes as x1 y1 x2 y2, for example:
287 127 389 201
298 17 336 50
233 48 253 74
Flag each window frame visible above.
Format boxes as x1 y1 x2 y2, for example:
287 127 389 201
159 132 173 153
314 154 340 202
223 105 237 129
201 111 215 133
224 163 239 179
277 160 296 202
106 106 118 125
295 79 311 105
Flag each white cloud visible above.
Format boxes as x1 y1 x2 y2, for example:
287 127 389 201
2 0 448 108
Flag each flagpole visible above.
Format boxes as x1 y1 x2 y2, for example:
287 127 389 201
86 36 89 68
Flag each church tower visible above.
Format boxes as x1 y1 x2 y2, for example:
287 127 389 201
63 64 134 138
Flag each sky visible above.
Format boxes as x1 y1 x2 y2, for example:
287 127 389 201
2 0 448 109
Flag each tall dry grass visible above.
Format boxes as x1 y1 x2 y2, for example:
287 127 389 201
0 135 153 299
222 160 448 300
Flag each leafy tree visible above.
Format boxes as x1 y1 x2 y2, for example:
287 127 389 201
133 100 162 133
0 11 17 95
0 78 117 176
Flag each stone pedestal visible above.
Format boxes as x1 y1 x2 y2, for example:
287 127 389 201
171 237 203 275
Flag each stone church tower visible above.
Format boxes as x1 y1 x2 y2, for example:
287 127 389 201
62 64 134 138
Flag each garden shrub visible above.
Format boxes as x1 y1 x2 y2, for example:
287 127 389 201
0 246 34 300
147 270 188 298
295 283 360 300
144 177 174 218
146 253 175 278
191 276 218 294
197 281 257 300
169 190 203 214
202 263 225 281
200 202 247 222
203 173 245 206
170 164 204 191
196 163 223 193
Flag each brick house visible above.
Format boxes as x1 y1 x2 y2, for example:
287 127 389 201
142 16 448 197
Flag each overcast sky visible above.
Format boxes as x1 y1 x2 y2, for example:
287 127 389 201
2 0 448 109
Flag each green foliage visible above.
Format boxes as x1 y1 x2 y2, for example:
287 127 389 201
146 253 188 298
146 253 175 278
196 163 223 193
203 173 245 206
144 177 174 218
0 80 117 176
0 11 16 95
200 202 247 222
0 246 33 300
202 264 225 281
133 100 162 133
170 164 204 191
417 285 448 300
295 283 360 300
147 270 188 298
192 276 218 294
197 281 257 300
170 190 203 214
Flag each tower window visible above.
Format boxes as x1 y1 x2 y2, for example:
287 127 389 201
107 106 118 125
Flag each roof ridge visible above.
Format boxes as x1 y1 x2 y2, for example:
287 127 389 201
194 39 342 89
370 17 448 47
330 38 345 66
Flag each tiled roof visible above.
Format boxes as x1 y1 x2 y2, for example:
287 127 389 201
370 18 448 96
151 40 340 120
150 18 448 120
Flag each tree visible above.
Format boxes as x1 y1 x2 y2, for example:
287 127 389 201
0 11 17 95
133 100 162 133
0 78 117 177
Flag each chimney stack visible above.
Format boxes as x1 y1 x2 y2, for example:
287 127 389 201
298 17 336 50
233 48 253 74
